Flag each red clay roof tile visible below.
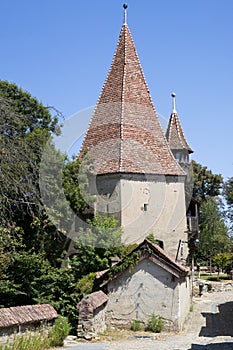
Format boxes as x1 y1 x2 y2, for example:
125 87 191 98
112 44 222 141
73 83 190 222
0 304 57 328
166 112 193 154
79 24 184 176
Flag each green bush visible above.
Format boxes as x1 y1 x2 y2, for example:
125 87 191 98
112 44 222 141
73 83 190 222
48 315 71 347
190 304 194 312
146 313 164 333
131 319 143 331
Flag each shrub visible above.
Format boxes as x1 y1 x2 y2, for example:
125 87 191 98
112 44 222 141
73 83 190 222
131 319 143 331
48 315 70 347
146 313 164 333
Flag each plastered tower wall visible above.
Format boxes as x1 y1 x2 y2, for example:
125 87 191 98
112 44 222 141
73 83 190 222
94 173 187 260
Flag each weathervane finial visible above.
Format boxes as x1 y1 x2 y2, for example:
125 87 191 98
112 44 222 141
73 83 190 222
171 92 177 113
123 4 128 25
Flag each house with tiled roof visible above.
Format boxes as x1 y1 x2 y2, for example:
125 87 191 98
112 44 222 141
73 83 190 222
77 239 190 337
101 239 190 331
0 304 57 336
78 5 193 261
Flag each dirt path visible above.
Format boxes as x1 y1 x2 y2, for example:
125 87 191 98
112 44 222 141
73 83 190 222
60 291 233 350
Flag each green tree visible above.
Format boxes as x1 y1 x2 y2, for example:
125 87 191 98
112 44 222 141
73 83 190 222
197 197 231 267
213 252 232 274
62 156 95 218
0 251 79 332
0 81 74 266
0 226 23 278
70 214 123 280
0 81 60 226
192 160 223 202
223 177 233 233
224 177 233 205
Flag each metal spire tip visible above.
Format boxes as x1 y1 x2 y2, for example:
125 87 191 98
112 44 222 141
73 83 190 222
171 92 177 113
123 4 128 25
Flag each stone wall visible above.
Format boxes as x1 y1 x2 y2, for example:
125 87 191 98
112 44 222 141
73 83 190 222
77 291 108 340
194 280 233 295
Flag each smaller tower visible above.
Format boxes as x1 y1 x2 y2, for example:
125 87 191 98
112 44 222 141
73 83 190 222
166 93 193 173
166 93 194 212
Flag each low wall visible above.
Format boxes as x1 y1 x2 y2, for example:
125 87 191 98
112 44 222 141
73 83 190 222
193 280 233 295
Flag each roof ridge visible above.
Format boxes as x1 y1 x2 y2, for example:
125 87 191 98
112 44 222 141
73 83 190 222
78 26 123 159
119 25 127 172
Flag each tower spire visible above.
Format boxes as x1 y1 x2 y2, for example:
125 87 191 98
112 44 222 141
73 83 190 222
123 3 128 25
171 92 177 113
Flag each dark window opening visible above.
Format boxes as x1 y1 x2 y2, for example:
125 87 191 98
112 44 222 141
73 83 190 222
144 203 148 211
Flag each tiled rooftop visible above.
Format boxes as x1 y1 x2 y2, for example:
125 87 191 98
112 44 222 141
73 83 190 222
166 112 193 153
79 24 184 176
0 304 57 328
77 291 108 311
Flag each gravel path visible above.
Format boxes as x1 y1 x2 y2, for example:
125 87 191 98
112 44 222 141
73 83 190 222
59 291 233 350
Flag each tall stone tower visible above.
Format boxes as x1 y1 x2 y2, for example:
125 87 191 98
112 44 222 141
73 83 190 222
78 5 191 260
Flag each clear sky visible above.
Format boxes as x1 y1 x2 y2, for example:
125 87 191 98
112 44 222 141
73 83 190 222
1 0 233 180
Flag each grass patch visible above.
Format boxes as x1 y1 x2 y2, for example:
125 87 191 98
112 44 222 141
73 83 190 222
0 332 50 350
131 319 143 332
200 274 230 282
100 329 132 342
189 305 194 312
146 314 164 333
0 316 70 350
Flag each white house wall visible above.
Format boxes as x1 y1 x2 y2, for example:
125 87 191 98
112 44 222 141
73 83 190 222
106 259 189 331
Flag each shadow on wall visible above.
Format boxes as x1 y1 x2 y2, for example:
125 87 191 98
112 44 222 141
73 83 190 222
190 344 233 349
199 301 233 337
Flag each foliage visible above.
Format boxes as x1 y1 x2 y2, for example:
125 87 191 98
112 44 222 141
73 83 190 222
146 234 158 244
213 253 232 271
62 155 95 217
75 272 96 299
200 274 230 281
224 177 233 205
0 331 50 350
0 81 60 227
223 177 233 233
131 319 143 331
192 161 223 202
0 316 70 350
196 197 231 266
0 225 24 278
70 214 123 280
146 313 164 333
189 305 194 312
0 251 78 333
108 251 141 279
48 315 70 347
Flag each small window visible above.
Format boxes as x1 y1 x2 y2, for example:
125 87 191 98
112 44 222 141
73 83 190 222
144 203 148 211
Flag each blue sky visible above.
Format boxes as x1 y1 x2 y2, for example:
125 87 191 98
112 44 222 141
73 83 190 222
1 0 233 180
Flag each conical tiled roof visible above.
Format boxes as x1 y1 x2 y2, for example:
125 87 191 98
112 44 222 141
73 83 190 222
166 112 194 154
79 21 184 176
